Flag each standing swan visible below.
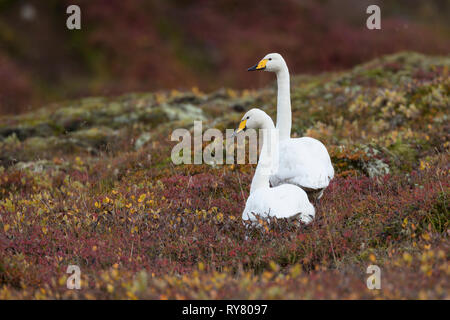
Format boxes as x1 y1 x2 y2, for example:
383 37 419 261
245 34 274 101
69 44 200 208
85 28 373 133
248 53 334 199
234 109 315 225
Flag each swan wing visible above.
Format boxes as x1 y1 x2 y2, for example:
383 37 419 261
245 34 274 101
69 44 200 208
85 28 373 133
271 137 334 190
243 184 315 223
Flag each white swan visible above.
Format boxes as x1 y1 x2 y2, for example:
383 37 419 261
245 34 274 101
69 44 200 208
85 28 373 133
248 53 334 199
234 109 315 225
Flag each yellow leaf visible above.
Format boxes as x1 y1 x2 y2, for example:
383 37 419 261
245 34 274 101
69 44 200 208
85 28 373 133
269 261 279 272
419 161 426 171
422 233 431 241
403 252 412 263
107 284 114 293
138 194 146 203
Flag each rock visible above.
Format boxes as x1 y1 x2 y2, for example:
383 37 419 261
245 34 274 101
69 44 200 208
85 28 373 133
0 121 57 140
135 132 152 150
15 160 66 173
363 158 390 178
23 136 68 155
161 103 205 121
168 92 205 105
51 106 92 132
70 126 118 149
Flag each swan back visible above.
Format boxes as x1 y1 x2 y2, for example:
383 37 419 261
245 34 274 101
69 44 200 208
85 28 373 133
270 137 335 190
243 184 315 224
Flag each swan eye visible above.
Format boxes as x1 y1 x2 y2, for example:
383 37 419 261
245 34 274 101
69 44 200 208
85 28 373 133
246 116 250 119
268 58 272 61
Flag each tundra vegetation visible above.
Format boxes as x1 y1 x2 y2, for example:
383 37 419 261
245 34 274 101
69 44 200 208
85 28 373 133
0 52 448 299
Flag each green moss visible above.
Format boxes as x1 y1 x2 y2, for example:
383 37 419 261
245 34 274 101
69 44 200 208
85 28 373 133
420 192 449 234
388 140 418 171
70 126 117 149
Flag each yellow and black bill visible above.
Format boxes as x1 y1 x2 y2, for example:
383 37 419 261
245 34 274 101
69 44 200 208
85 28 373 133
232 119 247 137
247 59 267 71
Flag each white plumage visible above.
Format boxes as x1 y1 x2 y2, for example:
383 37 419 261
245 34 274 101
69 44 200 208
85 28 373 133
248 53 334 199
234 109 315 225
242 183 315 224
270 137 334 191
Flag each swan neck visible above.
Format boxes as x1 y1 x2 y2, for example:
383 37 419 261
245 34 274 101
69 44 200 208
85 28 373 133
250 126 278 194
276 66 291 140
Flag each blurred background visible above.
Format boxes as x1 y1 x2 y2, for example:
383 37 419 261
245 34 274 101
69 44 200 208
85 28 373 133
0 0 449 115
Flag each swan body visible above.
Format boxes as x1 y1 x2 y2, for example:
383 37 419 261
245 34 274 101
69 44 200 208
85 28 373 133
248 53 334 198
271 137 334 192
234 109 315 225
243 183 315 224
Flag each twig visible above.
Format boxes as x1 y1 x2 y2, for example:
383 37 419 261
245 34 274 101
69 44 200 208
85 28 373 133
236 172 246 204
324 213 338 266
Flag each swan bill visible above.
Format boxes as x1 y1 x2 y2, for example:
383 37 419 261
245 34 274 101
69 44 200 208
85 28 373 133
248 59 267 71
233 119 247 136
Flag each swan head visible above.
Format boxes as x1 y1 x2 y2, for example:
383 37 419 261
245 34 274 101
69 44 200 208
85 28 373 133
247 53 287 73
233 108 273 136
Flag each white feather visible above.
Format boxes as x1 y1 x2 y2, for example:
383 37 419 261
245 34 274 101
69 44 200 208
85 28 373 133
243 184 315 224
254 53 334 194
236 109 316 225
270 137 334 190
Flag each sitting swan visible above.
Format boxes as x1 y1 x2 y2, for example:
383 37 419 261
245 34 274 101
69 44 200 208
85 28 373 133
234 108 315 225
248 53 334 200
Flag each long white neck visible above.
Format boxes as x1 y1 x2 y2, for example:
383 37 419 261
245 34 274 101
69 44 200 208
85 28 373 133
275 65 291 140
250 118 278 194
